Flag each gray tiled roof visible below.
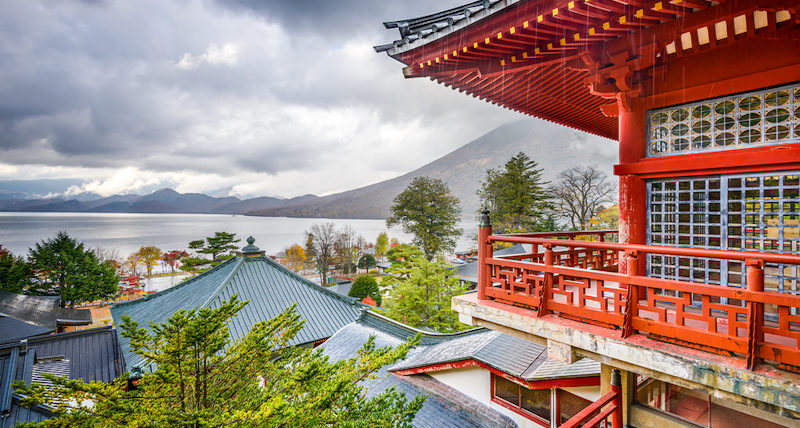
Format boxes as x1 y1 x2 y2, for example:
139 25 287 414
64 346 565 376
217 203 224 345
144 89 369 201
0 316 53 345
111 254 366 373
0 326 123 428
321 316 517 428
0 290 91 329
363 309 600 382
374 0 513 56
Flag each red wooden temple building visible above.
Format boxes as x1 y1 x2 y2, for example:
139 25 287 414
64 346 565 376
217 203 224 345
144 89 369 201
377 1 800 426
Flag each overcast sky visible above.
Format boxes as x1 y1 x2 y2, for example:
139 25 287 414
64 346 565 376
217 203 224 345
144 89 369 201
0 0 528 199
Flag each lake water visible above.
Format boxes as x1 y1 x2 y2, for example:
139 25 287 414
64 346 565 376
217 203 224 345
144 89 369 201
0 212 478 258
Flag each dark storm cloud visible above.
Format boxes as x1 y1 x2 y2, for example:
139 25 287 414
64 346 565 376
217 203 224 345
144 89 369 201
212 0 459 36
0 0 517 197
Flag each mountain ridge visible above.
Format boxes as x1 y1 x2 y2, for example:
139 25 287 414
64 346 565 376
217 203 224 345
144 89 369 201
0 119 617 218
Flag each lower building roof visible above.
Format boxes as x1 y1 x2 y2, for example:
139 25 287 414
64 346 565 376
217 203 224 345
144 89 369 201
321 315 517 428
0 290 92 330
0 326 123 428
111 245 366 374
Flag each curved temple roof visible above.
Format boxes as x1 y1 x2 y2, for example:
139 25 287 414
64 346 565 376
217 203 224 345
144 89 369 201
111 246 366 373
375 0 798 139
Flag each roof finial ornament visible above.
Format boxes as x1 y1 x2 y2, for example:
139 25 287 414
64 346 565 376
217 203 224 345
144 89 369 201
241 236 261 256
479 209 492 228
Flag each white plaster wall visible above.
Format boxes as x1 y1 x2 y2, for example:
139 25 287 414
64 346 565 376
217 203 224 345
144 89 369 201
561 385 602 402
429 366 491 403
428 367 551 428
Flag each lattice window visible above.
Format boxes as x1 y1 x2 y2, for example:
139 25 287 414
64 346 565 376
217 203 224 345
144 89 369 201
647 83 800 157
647 172 800 296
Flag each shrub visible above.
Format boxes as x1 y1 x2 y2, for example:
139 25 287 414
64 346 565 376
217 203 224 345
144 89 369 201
349 275 382 306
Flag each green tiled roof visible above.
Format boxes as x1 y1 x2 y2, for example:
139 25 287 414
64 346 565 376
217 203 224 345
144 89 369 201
111 254 365 373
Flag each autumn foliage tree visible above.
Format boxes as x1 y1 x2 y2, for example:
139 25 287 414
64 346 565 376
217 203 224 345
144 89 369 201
134 246 162 276
284 244 306 272
375 232 389 262
15 296 424 427
161 250 189 273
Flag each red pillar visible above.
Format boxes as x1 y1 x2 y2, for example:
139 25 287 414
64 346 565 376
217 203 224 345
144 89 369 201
746 259 765 370
617 102 647 275
477 210 493 300
611 368 623 428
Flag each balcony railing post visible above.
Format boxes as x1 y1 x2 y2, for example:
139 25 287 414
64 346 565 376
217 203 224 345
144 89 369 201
622 250 639 338
477 210 493 300
537 244 555 317
746 258 765 370
610 369 623 428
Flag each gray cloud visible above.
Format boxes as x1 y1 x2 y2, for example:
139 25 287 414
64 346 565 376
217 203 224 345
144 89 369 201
0 0 517 198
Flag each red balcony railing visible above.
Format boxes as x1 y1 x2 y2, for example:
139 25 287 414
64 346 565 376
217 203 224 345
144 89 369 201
476 221 800 370
559 369 622 428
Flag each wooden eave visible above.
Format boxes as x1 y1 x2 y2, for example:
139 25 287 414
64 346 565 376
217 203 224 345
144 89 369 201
383 0 800 140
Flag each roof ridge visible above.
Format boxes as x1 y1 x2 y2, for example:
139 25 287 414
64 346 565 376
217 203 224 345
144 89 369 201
0 326 114 351
256 255 369 308
198 257 245 308
111 257 239 309
361 310 487 340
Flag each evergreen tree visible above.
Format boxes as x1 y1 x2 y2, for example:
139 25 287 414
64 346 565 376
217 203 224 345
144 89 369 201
15 296 423 427
349 275 382 306
0 246 33 293
200 231 240 262
27 232 118 308
386 256 469 333
357 254 377 271
386 177 462 261
478 152 553 234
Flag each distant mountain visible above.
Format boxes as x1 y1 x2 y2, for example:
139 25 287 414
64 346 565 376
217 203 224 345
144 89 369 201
248 119 618 219
0 119 618 218
0 187 316 215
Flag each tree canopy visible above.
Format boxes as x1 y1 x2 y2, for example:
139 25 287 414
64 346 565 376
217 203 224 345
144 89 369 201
15 296 423 427
552 166 616 230
134 246 162 276
27 231 118 308
478 152 553 234
0 246 33 294
357 254 377 271
375 232 389 262
308 223 337 286
349 275 382 306
284 244 306 272
180 232 240 272
385 256 469 333
386 177 462 261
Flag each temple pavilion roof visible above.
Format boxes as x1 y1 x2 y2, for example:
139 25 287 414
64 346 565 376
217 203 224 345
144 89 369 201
111 238 366 374
375 0 798 139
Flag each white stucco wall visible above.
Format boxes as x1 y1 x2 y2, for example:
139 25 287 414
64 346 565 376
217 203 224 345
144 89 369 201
562 385 602 402
428 366 551 428
428 366 491 402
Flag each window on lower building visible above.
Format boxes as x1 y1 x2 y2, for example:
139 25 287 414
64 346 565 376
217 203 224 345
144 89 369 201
521 387 550 421
635 377 787 428
491 374 550 425
558 389 594 425
636 377 709 427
